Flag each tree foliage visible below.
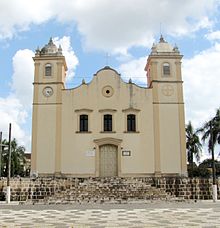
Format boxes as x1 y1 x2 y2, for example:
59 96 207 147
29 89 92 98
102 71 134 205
186 108 220 178
197 108 220 153
1 138 27 177
186 121 202 165
188 166 211 178
199 159 220 176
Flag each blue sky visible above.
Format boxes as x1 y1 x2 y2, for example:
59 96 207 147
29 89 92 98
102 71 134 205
0 0 220 160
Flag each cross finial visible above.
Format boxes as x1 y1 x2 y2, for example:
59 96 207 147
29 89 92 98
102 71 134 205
160 22 162 35
49 37 53 44
105 53 110 66
159 34 165 43
159 23 166 43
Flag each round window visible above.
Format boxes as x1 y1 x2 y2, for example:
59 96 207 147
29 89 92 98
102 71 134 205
102 86 114 98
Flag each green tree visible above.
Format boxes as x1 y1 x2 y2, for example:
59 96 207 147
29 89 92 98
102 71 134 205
1 138 26 177
186 121 202 177
199 159 220 176
197 108 220 184
198 108 220 155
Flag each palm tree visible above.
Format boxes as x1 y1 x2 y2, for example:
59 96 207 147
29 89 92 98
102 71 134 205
198 108 220 152
186 121 202 177
197 107 220 184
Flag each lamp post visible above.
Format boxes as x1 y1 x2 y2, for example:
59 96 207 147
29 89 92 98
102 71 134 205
6 123 12 204
210 121 217 202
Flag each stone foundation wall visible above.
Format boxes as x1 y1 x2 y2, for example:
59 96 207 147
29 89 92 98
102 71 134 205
153 178 220 200
0 177 219 203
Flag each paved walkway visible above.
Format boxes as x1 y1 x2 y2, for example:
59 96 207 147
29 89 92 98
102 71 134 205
0 201 219 227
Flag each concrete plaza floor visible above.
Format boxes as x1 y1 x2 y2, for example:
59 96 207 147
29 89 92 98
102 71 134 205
0 200 219 227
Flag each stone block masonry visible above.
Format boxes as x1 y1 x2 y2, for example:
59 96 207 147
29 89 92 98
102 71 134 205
153 177 220 200
0 177 219 203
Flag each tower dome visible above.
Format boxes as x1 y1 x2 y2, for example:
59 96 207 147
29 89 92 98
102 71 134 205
37 38 62 56
151 35 179 55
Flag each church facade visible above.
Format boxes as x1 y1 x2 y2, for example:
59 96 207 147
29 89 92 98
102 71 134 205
31 37 187 177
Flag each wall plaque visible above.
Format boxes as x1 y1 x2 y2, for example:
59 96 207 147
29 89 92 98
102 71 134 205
122 150 131 156
85 150 95 157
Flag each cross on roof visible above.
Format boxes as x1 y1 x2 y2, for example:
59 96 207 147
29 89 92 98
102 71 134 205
105 53 110 66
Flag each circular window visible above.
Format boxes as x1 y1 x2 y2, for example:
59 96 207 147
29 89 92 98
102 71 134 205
102 86 114 98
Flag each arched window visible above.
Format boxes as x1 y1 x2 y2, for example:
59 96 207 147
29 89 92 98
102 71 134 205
127 114 136 132
45 63 52 76
80 114 88 132
163 63 170 75
104 114 112 131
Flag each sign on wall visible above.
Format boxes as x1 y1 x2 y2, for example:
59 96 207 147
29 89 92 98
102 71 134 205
122 150 131 156
85 150 95 157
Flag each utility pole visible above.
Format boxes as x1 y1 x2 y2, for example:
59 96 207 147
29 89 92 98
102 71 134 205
0 132 2 177
210 121 217 202
6 123 12 204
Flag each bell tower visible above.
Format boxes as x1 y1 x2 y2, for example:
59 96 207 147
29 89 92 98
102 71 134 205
31 38 67 176
145 36 187 176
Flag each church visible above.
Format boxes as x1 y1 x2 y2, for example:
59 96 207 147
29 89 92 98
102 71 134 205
31 36 187 177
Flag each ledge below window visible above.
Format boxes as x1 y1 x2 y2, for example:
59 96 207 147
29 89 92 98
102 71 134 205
123 131 140 133
100 131 116 133
75 131 92 134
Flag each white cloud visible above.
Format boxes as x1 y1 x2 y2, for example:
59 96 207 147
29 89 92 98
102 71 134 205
0 49 34 150
11 49 34 109
62 0 217 53
0 97 29 147
118 57 147 86
0 0 53 39
0 0 219 53
54 36 79 81
205 30 220 41
183 43 220 128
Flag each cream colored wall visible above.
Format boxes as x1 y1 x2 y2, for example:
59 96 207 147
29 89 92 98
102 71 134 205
36 105 56 173
150 55 187 175
61 69 155 176
33 58 66 83
32 46 187 176
159 104 181 173
31 56 66 175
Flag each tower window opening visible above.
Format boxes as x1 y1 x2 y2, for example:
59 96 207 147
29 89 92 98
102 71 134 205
45 63 52 76
163 63 170 75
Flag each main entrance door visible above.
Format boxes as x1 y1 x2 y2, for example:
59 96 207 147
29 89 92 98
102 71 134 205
100 144 118 177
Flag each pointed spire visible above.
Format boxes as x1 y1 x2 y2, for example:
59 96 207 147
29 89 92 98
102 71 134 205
35 46 40 55
159 34 165 43
58 44 62 55
48 37 53 45
58 44 62 51
129 78 132 83
151 43 157 53
82 79 86 84
173 44 180 53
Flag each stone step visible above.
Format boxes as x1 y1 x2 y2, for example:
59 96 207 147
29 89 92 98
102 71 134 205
43 178 171 203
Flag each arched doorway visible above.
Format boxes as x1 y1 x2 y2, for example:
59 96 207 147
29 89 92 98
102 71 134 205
94 137 122 177
100 144 118 177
